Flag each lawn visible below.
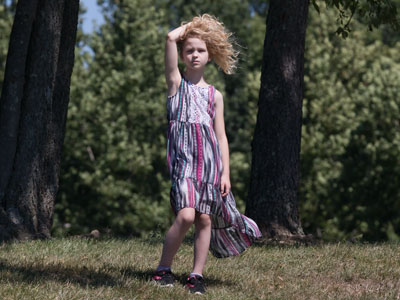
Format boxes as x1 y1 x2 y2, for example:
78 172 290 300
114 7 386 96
0 237 399 299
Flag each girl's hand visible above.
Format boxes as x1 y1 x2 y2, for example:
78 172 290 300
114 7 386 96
220 174 231 197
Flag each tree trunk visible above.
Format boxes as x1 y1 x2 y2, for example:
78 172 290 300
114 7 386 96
246 0 309 240
0 0 79 241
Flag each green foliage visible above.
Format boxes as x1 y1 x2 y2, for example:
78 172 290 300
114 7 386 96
56 0 174 236
320 0 400 38
300 6 400 241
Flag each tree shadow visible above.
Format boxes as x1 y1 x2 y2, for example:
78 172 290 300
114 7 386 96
119 267 235 287
0 259 234 288
139 234 195 246
251 233 321 248
0 259 119 287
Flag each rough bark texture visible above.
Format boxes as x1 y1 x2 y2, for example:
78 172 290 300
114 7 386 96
0 0 79 241
246 0 309 240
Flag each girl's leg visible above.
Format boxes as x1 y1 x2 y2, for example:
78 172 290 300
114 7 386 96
158 207 196 267
192 212 211 274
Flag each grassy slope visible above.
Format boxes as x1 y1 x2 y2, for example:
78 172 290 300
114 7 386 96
0 237 399 300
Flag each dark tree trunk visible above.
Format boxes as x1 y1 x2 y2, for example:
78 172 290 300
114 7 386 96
246 0 309 240
0 0 79 241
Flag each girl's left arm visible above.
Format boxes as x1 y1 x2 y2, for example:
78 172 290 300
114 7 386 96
213 90 231 197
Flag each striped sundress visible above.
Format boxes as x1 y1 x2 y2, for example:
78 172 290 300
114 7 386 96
166 76 262 258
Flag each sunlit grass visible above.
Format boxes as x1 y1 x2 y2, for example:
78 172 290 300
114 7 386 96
1 237 400 299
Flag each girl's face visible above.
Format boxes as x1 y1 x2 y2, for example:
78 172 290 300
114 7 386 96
181 37 210 71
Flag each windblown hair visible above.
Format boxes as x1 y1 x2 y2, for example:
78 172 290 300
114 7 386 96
178 14 239 74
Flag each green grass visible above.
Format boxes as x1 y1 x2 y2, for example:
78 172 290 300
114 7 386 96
1 237 400 300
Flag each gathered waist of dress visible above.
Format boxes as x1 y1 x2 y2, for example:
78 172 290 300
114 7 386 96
168 119 213 128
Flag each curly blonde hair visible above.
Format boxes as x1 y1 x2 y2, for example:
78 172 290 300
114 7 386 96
178 14 239 75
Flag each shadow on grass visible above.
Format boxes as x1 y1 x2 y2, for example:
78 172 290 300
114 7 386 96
85 233 195 247
139 234 195 246
119 267 234 287
0 259 233 289
251 233 322 249
0 259 120 287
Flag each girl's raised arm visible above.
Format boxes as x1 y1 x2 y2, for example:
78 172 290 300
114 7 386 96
165 24 188 96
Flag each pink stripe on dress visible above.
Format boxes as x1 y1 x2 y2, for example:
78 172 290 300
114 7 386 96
241 231 252 247
195 123 203 183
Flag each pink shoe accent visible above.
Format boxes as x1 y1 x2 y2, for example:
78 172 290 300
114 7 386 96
186 276 195 288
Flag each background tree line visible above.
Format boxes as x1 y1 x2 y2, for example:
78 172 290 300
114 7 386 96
0 0 399 241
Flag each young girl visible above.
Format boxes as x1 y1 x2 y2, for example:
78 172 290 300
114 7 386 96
152 14 262 294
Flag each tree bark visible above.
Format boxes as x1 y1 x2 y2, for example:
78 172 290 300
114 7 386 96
0 0 79 241
246 0 309 240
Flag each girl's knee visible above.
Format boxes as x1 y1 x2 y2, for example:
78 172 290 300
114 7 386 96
196 213 211 227
176 208 195 226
